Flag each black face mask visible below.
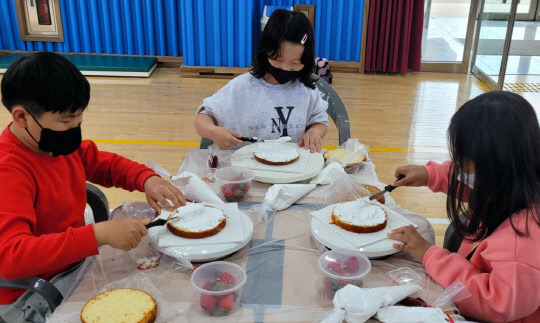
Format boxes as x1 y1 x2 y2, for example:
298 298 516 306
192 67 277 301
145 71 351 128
26 114 82 156
267 63 300 84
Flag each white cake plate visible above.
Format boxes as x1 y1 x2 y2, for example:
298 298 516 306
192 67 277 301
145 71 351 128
231 143 324 184
311 217 400 259
151 211 253 262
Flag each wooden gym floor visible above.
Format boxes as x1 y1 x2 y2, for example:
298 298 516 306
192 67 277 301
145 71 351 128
2 68 539 247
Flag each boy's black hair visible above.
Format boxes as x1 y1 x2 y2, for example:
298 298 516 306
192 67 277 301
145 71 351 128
251 9 316 89
1 51 90 117
447 91 540 241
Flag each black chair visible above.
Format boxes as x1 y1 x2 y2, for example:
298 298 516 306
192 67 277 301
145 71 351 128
200 75 351 148
443 213 468 253
0 183 109 312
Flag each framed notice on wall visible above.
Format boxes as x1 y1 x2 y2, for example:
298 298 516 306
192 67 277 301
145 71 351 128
293 5 315 28
15 0 64 42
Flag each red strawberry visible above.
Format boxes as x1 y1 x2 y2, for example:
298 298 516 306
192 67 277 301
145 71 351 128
223 187 234 198
202 281 215 291
200 293 218 311
332 266 347 275
322 277 334 291
326 261 345 274
218 272 236 284
218 293 234 312
343 256 359 274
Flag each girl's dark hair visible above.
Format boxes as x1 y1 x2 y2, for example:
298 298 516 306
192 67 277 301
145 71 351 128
1 51 90 117
250 9 316 89
447 91 540 242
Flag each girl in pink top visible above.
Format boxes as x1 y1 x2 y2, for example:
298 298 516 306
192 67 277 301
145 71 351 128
388 91 540 322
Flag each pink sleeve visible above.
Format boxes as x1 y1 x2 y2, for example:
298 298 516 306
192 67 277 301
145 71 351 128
423 246 540 322
78 140 157 192
424 161 452 194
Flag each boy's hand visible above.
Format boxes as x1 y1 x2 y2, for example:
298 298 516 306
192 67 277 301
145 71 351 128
387 225 433 262
393 165 429 187
144 176 186 214
94 217 151 251
211 126 244 150
298 132 322 153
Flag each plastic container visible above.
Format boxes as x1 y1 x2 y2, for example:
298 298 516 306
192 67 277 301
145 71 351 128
388 267 423 286
214 166 255 202
318 249 371 298
191 261 247 316
130 244 161 270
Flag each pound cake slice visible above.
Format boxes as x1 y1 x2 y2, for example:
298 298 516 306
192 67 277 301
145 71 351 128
323 147 366 164
330 199 387 233
166 203 226 239
254 143 300 165
80 288 157 323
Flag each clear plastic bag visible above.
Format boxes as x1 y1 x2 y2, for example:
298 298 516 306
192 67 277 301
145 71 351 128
325 138 370 170
163 248 195 273
312 284 421 323
46 273 182 322
171 171 223 204
145 160 172 178
122 200 157 220
253 184 316 222
311 162 346 185
431 279 472 312
323 173 371 205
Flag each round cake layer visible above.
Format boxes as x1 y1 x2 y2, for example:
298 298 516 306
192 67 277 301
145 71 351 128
323 147 366 163
81 288 157 323
254 144 300 165
331 200 387 233
166 204 226 239
361 184 385 204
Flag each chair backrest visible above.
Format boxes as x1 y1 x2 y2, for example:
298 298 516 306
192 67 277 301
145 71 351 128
86 183 110 223
443 213 467 253
314 75 351 145
199 75 351 148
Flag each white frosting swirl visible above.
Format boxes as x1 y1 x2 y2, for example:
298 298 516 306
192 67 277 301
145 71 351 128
169 204 225 232
254 143 299 163
333 199 386 226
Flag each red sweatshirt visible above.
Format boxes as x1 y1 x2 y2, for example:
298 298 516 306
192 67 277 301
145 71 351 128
0 125 156 304
422 161 540 322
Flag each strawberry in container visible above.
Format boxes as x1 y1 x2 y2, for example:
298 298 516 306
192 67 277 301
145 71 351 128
214 166 255 202
318 250 371 298
191 261 247 316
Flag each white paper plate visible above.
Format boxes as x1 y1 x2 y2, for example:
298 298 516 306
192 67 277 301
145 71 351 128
231 143 324 184
311 217 401 259
151 211 253 262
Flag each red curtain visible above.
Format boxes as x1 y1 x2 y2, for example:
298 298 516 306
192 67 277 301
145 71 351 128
365 0 424 73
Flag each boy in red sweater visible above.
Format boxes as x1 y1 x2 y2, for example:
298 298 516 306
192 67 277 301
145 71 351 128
0 52 186 316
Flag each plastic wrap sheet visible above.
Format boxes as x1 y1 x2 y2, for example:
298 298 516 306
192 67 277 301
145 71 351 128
176 149 396 208
52 161 440 322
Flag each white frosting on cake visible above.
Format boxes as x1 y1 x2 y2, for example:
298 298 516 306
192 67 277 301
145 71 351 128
254 143 299 163
333 199 386 226
169 204 225 232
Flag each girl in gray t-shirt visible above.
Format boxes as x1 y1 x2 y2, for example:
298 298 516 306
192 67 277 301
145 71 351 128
195 9 329 153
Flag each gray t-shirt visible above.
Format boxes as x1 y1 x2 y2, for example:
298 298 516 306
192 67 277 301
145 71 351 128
197 73 329 144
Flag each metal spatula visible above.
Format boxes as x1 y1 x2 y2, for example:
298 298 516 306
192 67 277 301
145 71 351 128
145 216 179 229
369 175 405 201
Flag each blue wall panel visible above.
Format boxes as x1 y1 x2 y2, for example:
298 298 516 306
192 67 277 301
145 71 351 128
0 1 362 66
0 0 182 57
256 0 364 62
180 0 254 67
